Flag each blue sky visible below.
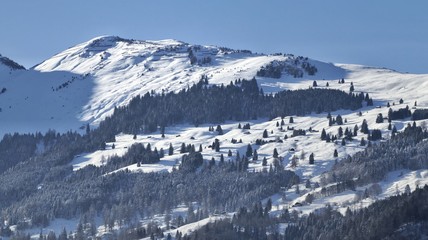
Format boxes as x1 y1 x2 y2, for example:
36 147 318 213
1 0 427 73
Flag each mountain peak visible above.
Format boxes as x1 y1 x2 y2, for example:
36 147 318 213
83 36 186 50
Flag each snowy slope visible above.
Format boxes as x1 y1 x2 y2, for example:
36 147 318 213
4 36 428 237
33 36 345 126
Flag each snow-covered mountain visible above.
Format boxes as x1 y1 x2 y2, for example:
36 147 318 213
2 36 428 238
0 36 345 136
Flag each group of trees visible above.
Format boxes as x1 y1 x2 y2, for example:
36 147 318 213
1 159 298 235
256 58 318 79
283 185 428 240
325 125 428 186
95 78 364 138
181 185 428 240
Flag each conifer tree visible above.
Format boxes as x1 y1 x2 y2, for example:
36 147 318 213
263 129 268 138
180 143 186 153
309 153 314 164
253 149 258 161
273 148 279 158
321 128 327 140
262 157 267 166
169 143 174 155
338 127 343 138
246 144 253 157
360 137 366 146
361 119 369 134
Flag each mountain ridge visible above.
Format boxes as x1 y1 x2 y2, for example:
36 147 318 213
0 36 426 137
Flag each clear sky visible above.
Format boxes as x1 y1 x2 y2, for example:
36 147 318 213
1 0 427 73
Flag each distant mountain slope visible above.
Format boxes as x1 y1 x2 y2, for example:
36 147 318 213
33 36 345 126
0 36 426 137
0 54 25 71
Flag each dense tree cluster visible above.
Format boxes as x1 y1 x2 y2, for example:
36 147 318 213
0 54 26 70
325 125 428 186
1 161 298 233
97 78 364 135
388 106 412 121
284 185 428 240
256 58 317 79
181 185 428 240
412 108 428 121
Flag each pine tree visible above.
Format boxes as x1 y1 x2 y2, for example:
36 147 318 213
228 149 232 157
238 123 242 129
210 157 215 167
245 144 253 157
326 134 331 142
405 184 411 195
213 139 220 152
309 153 314 164
376 113 384 123
333 149 338 158
199 144 203 152
169 143 174 155
265 198 272 215
58 227 67 240
263 129 268 138
321 128 327 140
361 119 369 134
336 115 343 125
341 138 346 146
220 154 224 164
262 157 267 166
133 134 137 140
180 143 186 153
159 148 165 158
392 125 397 134
353 124 359 136
273 148 279 158
312 80 318 87
289 117 294 123
338 127 343 138
216 125 223 135
360 137 366 146
253 149 258 161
